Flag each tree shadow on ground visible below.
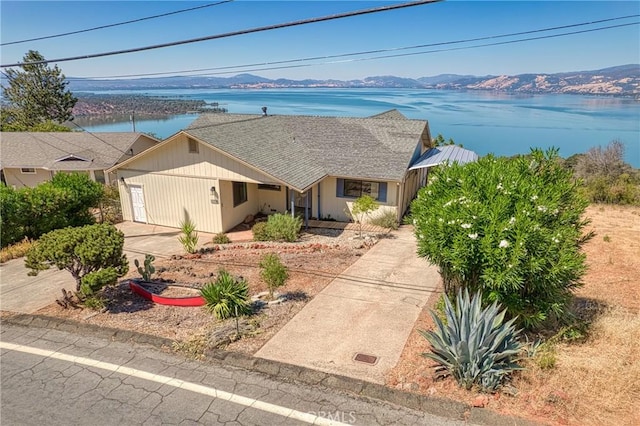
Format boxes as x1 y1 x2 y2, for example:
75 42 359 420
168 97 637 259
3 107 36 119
102 280 157 314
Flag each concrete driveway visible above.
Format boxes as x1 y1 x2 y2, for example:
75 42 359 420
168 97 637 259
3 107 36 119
0 222 216 314
255 225 440 384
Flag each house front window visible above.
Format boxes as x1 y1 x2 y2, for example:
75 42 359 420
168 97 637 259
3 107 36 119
337 179 387 202
20 168 36 174
232 181 247 207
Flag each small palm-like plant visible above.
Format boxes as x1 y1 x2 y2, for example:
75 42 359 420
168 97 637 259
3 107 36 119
419 288 523 392
200 269 252 334
178 218 199 254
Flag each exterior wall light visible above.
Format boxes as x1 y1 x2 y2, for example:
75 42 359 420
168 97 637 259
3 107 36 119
210 186 219 204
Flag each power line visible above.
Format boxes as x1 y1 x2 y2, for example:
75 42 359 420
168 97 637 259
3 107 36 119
0 0 443 68
0 1 235 46
69 21 639 80
64 14 639 80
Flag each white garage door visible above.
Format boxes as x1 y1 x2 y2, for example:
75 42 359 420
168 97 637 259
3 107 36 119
130 185 147 222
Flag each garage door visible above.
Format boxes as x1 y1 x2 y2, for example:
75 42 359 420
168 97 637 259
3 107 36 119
130 185 147 222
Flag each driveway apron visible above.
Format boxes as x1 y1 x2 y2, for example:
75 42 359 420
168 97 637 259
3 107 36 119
255 225 440 384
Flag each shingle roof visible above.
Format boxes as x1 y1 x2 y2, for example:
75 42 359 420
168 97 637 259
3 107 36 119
409 145 479 170
0 132 153 170
369 109 407 120
185 111 429 191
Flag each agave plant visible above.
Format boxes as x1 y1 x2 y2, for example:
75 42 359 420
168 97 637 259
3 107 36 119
200 270 252 333
419 288 523 392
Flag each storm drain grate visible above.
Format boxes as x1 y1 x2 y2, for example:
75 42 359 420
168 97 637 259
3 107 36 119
353 353 378 365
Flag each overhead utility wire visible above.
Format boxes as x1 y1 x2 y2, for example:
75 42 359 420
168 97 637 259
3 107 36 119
67 14 639 80
0 0 235 46
146 21 639 77
0 0 442 68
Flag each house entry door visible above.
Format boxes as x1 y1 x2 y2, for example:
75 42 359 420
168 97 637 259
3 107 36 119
130 185 147 222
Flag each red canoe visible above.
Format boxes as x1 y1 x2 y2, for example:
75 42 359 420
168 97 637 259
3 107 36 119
129 280 205 307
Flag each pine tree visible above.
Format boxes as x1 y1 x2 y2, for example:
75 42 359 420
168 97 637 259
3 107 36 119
1 50 77 131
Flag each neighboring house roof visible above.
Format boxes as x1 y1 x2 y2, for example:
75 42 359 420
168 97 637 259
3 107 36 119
369 109 407 120
0 132 156 171
409 145 479 170
182 111 429 191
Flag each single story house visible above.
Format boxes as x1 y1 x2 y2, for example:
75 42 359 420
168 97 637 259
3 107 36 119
0 132 159 188
108 109 477 234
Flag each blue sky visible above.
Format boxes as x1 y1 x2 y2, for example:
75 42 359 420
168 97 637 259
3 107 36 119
1 1 638 80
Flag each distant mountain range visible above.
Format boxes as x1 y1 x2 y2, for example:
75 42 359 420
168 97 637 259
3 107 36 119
64 64 640 96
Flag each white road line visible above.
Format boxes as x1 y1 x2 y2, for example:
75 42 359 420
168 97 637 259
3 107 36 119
0 341 350 426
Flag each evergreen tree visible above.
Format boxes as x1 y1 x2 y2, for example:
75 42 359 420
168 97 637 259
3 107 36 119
1 50 77 131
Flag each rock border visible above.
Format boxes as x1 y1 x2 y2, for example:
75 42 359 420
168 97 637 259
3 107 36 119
1 313 543 426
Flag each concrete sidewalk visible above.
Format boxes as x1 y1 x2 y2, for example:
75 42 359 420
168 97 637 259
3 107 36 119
255 225 440 384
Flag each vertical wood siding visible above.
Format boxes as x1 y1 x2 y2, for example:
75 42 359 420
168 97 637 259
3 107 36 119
125 134 278 183
118 170 223 233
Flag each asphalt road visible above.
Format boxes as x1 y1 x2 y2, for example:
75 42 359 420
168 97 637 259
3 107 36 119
0 323 466 426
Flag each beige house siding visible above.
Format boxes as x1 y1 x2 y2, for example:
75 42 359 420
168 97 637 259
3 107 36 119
257 185 286 214
118 170 223 233
123 134 279 184
318 176 399 222
3 168 53 188
220 181 259 232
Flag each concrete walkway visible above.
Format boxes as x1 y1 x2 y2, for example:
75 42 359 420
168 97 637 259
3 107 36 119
255 225 440 384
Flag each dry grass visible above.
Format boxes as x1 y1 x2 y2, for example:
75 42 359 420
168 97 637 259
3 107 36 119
0 238 33 263
514 307 640 426
387 204 640 426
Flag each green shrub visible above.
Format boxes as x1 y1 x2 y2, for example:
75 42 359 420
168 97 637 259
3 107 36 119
259 253 289 299
255 214 302 242
252 222 269 241
0 183 25 246
25 223 128 292
212 232 231 244
369 209 399 230
419 289 523 392
178 218 199 254
1 173 104 247
267 213 302 242
411 148 593 329
134 254 155 281
201 269 252 334
80 267 119 297
50 172 103 227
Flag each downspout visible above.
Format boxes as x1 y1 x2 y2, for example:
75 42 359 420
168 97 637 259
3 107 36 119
304 191 309 229
317 181 322 220
290 188 295 218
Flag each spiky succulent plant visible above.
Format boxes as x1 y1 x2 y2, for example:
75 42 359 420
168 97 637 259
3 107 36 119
419 288 523 392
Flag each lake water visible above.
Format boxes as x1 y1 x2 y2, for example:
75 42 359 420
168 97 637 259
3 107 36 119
76 88 640 167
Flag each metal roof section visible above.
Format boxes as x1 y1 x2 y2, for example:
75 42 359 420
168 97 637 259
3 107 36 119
409 145 479 170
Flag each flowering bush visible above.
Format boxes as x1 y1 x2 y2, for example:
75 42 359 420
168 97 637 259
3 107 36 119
410 148 593 329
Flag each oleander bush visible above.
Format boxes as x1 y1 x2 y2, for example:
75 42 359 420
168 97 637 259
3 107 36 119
410 148 593 330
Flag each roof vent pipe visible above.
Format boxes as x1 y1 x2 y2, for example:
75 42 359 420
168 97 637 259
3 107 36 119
261 106 267 116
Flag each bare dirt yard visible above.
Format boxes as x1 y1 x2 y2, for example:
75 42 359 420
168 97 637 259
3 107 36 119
386 204 640 426
33 227 378 356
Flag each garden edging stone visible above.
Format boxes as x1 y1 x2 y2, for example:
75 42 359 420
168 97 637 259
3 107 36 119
1 313 543 426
